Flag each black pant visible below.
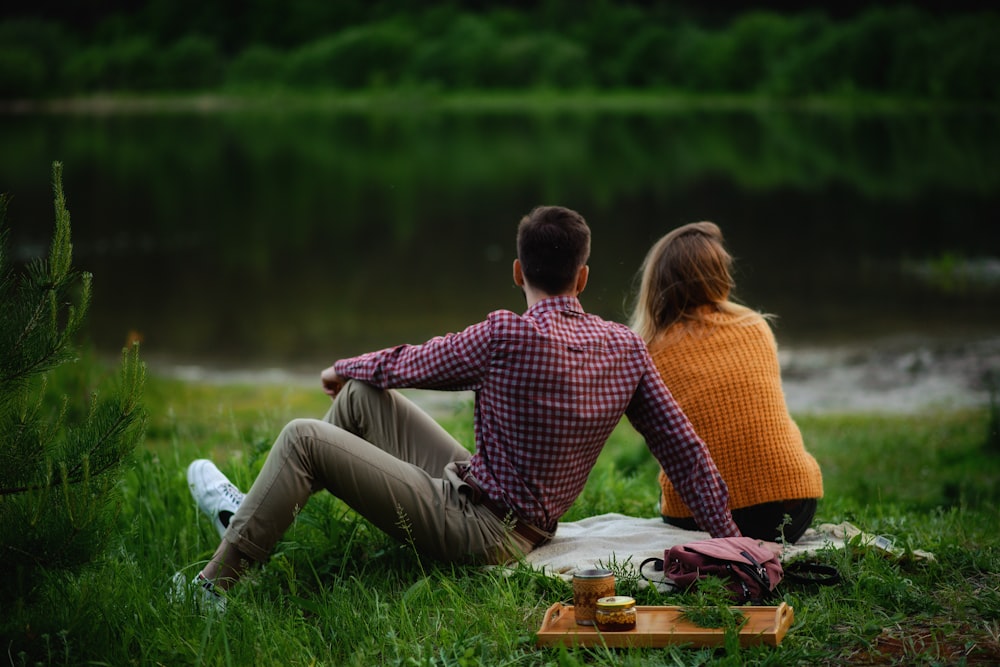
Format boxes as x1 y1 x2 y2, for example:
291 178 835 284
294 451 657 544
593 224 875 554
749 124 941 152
663 498 817 544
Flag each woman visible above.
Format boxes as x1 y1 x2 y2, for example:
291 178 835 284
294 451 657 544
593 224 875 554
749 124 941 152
630 221 822 543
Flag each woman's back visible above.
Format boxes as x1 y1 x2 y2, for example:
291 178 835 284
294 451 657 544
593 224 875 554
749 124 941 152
649 307 823 518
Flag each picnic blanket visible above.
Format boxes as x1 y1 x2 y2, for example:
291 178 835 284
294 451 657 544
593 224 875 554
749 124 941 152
515 513 925 584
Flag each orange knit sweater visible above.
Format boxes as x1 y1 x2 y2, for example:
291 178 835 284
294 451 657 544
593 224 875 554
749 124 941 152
650 307 823 517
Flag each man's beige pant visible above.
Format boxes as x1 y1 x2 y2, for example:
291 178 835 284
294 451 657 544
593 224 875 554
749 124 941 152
225 380 543 565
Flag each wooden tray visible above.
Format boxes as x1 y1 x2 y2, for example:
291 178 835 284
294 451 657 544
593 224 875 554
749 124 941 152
536 602 794 649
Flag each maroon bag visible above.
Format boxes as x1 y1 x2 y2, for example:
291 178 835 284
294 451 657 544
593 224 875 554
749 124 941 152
640 537 783 604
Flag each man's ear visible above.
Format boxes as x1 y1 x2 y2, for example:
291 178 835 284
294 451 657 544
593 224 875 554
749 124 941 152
575 265 589 295
513 258 525 287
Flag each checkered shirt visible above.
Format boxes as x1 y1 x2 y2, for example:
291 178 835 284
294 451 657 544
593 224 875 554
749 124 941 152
334 296 738 537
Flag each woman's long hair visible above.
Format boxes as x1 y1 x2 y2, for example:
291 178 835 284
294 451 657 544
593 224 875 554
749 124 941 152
630 221 755 344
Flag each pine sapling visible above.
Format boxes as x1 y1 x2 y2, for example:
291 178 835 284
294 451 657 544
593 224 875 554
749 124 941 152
0 162 147 602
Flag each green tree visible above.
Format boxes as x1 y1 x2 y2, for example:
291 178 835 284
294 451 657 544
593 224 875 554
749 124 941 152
0 19 71 98
0 162 146 602
159 34 224 90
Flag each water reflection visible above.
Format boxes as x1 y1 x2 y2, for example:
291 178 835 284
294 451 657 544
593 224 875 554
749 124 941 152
1 108 997 373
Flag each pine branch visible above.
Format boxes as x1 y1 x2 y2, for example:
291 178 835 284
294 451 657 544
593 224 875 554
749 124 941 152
2 293 69 386
48 163 73 281
1 163 90 390
0 348 145 497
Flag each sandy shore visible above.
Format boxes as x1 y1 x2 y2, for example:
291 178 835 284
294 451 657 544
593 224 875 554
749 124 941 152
778 335 999 414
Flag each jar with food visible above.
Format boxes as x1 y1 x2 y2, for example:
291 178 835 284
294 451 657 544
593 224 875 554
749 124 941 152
594 596 637 632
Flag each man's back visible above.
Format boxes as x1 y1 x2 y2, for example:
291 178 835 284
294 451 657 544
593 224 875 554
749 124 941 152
469 296 650 530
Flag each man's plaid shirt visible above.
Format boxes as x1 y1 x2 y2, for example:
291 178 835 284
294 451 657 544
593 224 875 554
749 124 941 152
335 296 739 537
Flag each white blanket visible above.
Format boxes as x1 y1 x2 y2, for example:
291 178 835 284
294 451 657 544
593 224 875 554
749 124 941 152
517 513 858 584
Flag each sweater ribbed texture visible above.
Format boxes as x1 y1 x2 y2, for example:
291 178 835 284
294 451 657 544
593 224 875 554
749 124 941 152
651 308 823 517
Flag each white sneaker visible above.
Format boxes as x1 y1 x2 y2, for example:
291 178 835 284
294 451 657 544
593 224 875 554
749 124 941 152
169 571 226 612
187 459 245 538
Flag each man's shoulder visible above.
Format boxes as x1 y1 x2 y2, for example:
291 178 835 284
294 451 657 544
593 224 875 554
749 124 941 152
587 313 646 344
482 304 646 351
602 316 642 337
484 308 522 325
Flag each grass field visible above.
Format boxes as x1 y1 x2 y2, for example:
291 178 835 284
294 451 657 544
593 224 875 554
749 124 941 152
4 374 999 666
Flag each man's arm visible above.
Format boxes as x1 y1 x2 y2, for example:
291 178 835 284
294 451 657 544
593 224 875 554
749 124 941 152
325 319 494 395
626 360 740 538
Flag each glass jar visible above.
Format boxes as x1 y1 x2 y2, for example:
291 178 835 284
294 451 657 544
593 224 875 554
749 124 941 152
572 569 615 626
595 596 637 632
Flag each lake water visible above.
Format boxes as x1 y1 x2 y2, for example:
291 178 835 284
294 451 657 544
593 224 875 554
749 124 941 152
2 105 998 412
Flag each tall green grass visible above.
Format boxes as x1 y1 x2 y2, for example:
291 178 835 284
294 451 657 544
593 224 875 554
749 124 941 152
2 374 998 665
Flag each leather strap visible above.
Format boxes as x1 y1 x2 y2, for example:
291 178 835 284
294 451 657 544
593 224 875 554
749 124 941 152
458 466 550 547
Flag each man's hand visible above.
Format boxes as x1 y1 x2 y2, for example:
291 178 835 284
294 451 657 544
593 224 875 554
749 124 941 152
320 365 347 398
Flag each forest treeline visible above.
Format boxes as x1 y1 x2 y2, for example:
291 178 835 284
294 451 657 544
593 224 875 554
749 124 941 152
0 2 997 102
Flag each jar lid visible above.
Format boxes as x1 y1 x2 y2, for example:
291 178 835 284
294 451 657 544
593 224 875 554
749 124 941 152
596 595 635 609
573 568 613 579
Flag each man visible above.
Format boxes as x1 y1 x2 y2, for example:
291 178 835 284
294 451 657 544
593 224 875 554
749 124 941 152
176 205 739 604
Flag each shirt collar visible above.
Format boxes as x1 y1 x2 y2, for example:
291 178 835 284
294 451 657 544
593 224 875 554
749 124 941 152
525 295 585 317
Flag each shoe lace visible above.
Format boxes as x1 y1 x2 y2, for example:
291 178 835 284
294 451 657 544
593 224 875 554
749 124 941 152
219 482 244 506
195 573 222 598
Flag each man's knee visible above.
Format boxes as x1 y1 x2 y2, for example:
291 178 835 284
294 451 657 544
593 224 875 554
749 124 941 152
339 379 384 403
275 418 323 453
331 380 388 428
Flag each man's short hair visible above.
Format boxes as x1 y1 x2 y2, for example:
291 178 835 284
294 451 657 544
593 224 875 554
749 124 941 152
516 206 591 295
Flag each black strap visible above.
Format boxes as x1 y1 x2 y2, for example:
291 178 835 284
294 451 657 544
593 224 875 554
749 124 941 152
782 561 840 586
639 557 664 580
